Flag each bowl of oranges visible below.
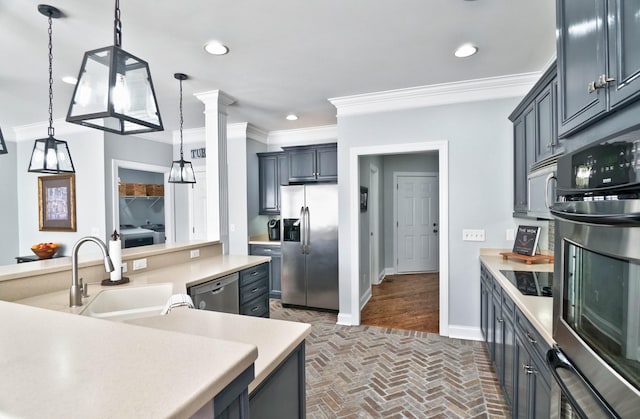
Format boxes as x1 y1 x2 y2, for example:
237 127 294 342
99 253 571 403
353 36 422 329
31 242 60 259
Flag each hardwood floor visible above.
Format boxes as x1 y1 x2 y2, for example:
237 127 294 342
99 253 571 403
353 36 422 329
360 273 439 333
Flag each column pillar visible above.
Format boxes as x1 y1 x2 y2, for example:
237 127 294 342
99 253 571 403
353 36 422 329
194 90 235 254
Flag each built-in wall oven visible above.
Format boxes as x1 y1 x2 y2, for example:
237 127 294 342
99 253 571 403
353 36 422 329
549 132 640 418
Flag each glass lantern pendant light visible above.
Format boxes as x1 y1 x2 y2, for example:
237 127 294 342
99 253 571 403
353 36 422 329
168 73 196 184
0 127 8 155
66 0 163 135
28 5 75 174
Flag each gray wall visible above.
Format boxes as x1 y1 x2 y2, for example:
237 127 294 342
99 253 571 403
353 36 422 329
0 140 18 265
246 139 269 237
338 96 522 332
103 133 173 240
382 153 439 268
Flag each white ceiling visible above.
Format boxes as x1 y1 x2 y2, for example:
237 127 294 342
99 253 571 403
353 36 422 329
0 0 556 143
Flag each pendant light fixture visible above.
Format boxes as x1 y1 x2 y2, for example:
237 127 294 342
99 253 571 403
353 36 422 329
28 5 75 174
168 73 196 184
66 0 163 135
0 127 8 155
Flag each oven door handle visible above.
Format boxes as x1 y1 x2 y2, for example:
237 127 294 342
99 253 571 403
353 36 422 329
550 208 640 226
546 348 619 419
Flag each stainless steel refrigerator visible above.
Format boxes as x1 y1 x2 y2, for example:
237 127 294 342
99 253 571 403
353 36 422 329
280 184 338 310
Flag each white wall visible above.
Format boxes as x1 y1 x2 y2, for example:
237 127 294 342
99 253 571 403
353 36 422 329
227 124 249 255
16 123 106 258
246 138 269 237
0 139 18 264
337 97 521 335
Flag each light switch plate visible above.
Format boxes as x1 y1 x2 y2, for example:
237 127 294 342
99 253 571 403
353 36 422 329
506 228 515 241
462 229 485 242
190 249 200 258
132 258 147 270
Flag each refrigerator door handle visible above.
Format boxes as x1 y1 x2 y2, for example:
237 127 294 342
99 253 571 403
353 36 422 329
305 206 310 254
299 206 305 254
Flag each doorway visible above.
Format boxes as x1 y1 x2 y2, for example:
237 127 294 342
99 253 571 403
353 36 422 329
189 167 207 240
111 159 174 244
346 141 449 337
369 164 380 285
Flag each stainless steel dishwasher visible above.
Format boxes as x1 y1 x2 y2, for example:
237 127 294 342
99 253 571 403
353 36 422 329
188 273 239 314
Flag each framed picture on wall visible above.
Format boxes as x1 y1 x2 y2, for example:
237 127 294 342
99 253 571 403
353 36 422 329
38 174 76 231
360 186 368 212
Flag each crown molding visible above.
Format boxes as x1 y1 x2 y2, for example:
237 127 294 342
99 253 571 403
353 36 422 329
13 118 100 142
328 72 542 117
267 125 337 147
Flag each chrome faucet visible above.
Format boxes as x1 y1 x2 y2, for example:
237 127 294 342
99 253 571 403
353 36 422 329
70 236 114 307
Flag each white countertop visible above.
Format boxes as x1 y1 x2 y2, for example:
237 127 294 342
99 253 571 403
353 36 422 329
248 235 281 246
0 301 257 419
127 309 311 393
479 251 554 346
16 254 271 314
5 254 311 418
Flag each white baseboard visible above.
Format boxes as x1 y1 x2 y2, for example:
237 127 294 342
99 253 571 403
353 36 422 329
337 312 356 326
448 325 483 341
360 287 372 310
384 267 394 276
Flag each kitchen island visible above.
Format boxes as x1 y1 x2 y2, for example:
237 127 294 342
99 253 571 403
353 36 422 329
1 241 311 418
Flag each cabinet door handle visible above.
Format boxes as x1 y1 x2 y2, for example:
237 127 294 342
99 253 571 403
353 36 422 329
526 332 537 344
251 287 260 293
497 317 504 323
588 74 616 93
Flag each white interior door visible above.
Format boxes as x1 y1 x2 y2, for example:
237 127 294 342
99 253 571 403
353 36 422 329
396 174 438 273
190 168 207 240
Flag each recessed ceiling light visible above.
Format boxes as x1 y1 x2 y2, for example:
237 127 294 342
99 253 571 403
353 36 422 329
204 40 229 55
286 114 298 121
62 76 77 84
454 44 478 58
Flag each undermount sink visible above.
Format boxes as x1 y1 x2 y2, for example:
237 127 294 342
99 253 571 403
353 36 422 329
80 283 174 321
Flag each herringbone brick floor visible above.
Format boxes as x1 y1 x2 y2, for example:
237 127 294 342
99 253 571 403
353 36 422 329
270 300 510 418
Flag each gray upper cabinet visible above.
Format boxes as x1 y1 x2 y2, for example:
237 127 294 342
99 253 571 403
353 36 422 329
557 0 640 138
258 152 289 215
535 84 555 162
608 0 640 109
284 143 337 183
509 62 557 216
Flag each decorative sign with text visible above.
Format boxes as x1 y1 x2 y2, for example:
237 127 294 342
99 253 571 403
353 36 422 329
512 225 541 256
190 148 206 159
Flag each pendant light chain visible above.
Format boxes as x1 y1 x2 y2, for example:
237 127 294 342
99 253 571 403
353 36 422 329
47 13 54 137
114 0 122 47
179 77 184 158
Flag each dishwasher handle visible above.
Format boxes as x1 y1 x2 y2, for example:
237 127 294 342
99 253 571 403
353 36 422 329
189 273 239 294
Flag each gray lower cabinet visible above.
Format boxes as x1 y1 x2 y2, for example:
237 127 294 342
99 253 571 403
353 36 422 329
283 143 337 183
557 0 640 138
480 263 551 418
249 244 281 299
249 342 306 419
239 263 270 318
214 365 254 419
513 316 551 419
257 152 289 215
